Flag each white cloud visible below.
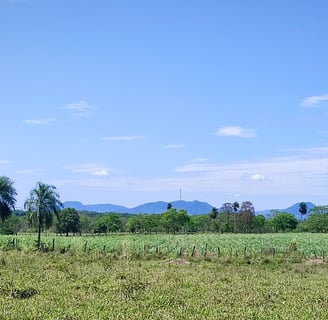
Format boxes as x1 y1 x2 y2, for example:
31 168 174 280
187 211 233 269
71 164 112 176
0 160 9 164
301 94 328 107
102 135 147 141
216 126 256 138
250 173 266 181
23 118 56 125
64 101 94 117
174 148 328 198
163 144 185 149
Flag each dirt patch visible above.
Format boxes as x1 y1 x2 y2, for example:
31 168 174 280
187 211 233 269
305 258 325 266
171 258 190 266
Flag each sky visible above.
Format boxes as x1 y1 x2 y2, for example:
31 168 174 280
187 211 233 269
1 0 328 211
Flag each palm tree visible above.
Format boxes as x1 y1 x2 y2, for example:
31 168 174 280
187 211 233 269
24 182 62 249
299 202 308 222
0 176 17 222
232 201 239 233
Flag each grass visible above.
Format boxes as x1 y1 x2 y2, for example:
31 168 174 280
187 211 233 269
0 233 328 318
2 232 328 257
0 250 327 319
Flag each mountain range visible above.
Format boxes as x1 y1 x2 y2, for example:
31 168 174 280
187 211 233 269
63 200 316 217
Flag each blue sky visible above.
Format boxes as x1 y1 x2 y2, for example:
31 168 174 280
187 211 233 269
1 0 328 210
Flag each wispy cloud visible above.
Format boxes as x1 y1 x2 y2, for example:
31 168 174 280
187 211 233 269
70 164 112 176
23 118 56 125
64 101 94 117
250 173 266 181
174 147 328 198
0 160 9 164
301 94 328 107
216 126 256 138
102 135 147 141
163 144 185 149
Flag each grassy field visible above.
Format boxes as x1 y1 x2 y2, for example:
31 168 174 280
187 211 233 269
0 233 328 319
1 232 328 257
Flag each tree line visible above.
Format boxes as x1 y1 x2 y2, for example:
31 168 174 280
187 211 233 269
1 176 328 247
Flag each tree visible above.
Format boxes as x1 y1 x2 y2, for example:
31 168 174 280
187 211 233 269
0 214 22 235
303 206 328 232
238 201 255 232
93 213 122 234
56 208 81 236
252 215 267 233
270 212 298 232
209 207 218 219
161 208 190 233
0 176 17 222
218 203 233 233
232 201 239 233
80 215 92 234
299 202 308 221
24 182 62 249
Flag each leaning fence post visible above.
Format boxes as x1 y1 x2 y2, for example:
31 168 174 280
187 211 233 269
191 246 196 257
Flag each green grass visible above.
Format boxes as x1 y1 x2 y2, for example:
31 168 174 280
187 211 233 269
0 233 328 319
0 250 327 319
2 233 328 257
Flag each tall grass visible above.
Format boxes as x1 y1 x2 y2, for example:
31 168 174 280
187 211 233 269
2 233 328 257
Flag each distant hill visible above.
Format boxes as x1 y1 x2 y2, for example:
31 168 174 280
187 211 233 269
64 200 317 218
63 201 129 213
256 202 316 219
63 200 213 215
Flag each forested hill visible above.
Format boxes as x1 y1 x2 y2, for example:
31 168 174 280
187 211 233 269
64 200 316 217
63 200 213 215
256 202 316 219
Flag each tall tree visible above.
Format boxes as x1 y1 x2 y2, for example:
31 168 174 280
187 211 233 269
239 201 255 232
56 208 81 236
24 182 62 249
232 201 239 233
209 207 219 219
299 202 308 221
0 176 17 222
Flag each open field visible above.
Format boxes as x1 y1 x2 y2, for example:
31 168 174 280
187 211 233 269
0 249 328 319
1 234 328 319
1 233 328 257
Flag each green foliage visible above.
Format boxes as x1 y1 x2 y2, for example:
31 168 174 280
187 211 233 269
0 176 17 222
253 214 268 233
161 208 190 233
56 208 81 236
0 244 327 319
93 213 122 233
0 215 22 235
299 202 308 221
24 182 62 249
270 212 298 232
303 206 328 232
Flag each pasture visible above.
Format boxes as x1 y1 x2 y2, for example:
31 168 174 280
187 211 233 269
0 233 328 319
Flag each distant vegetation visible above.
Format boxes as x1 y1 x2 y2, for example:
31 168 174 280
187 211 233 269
0 176 327 238
2 176 328 319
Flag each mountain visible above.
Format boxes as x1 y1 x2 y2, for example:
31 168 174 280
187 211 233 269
64 200 317 218
63 201 129 213
63 200 213 215
256 202 316 219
